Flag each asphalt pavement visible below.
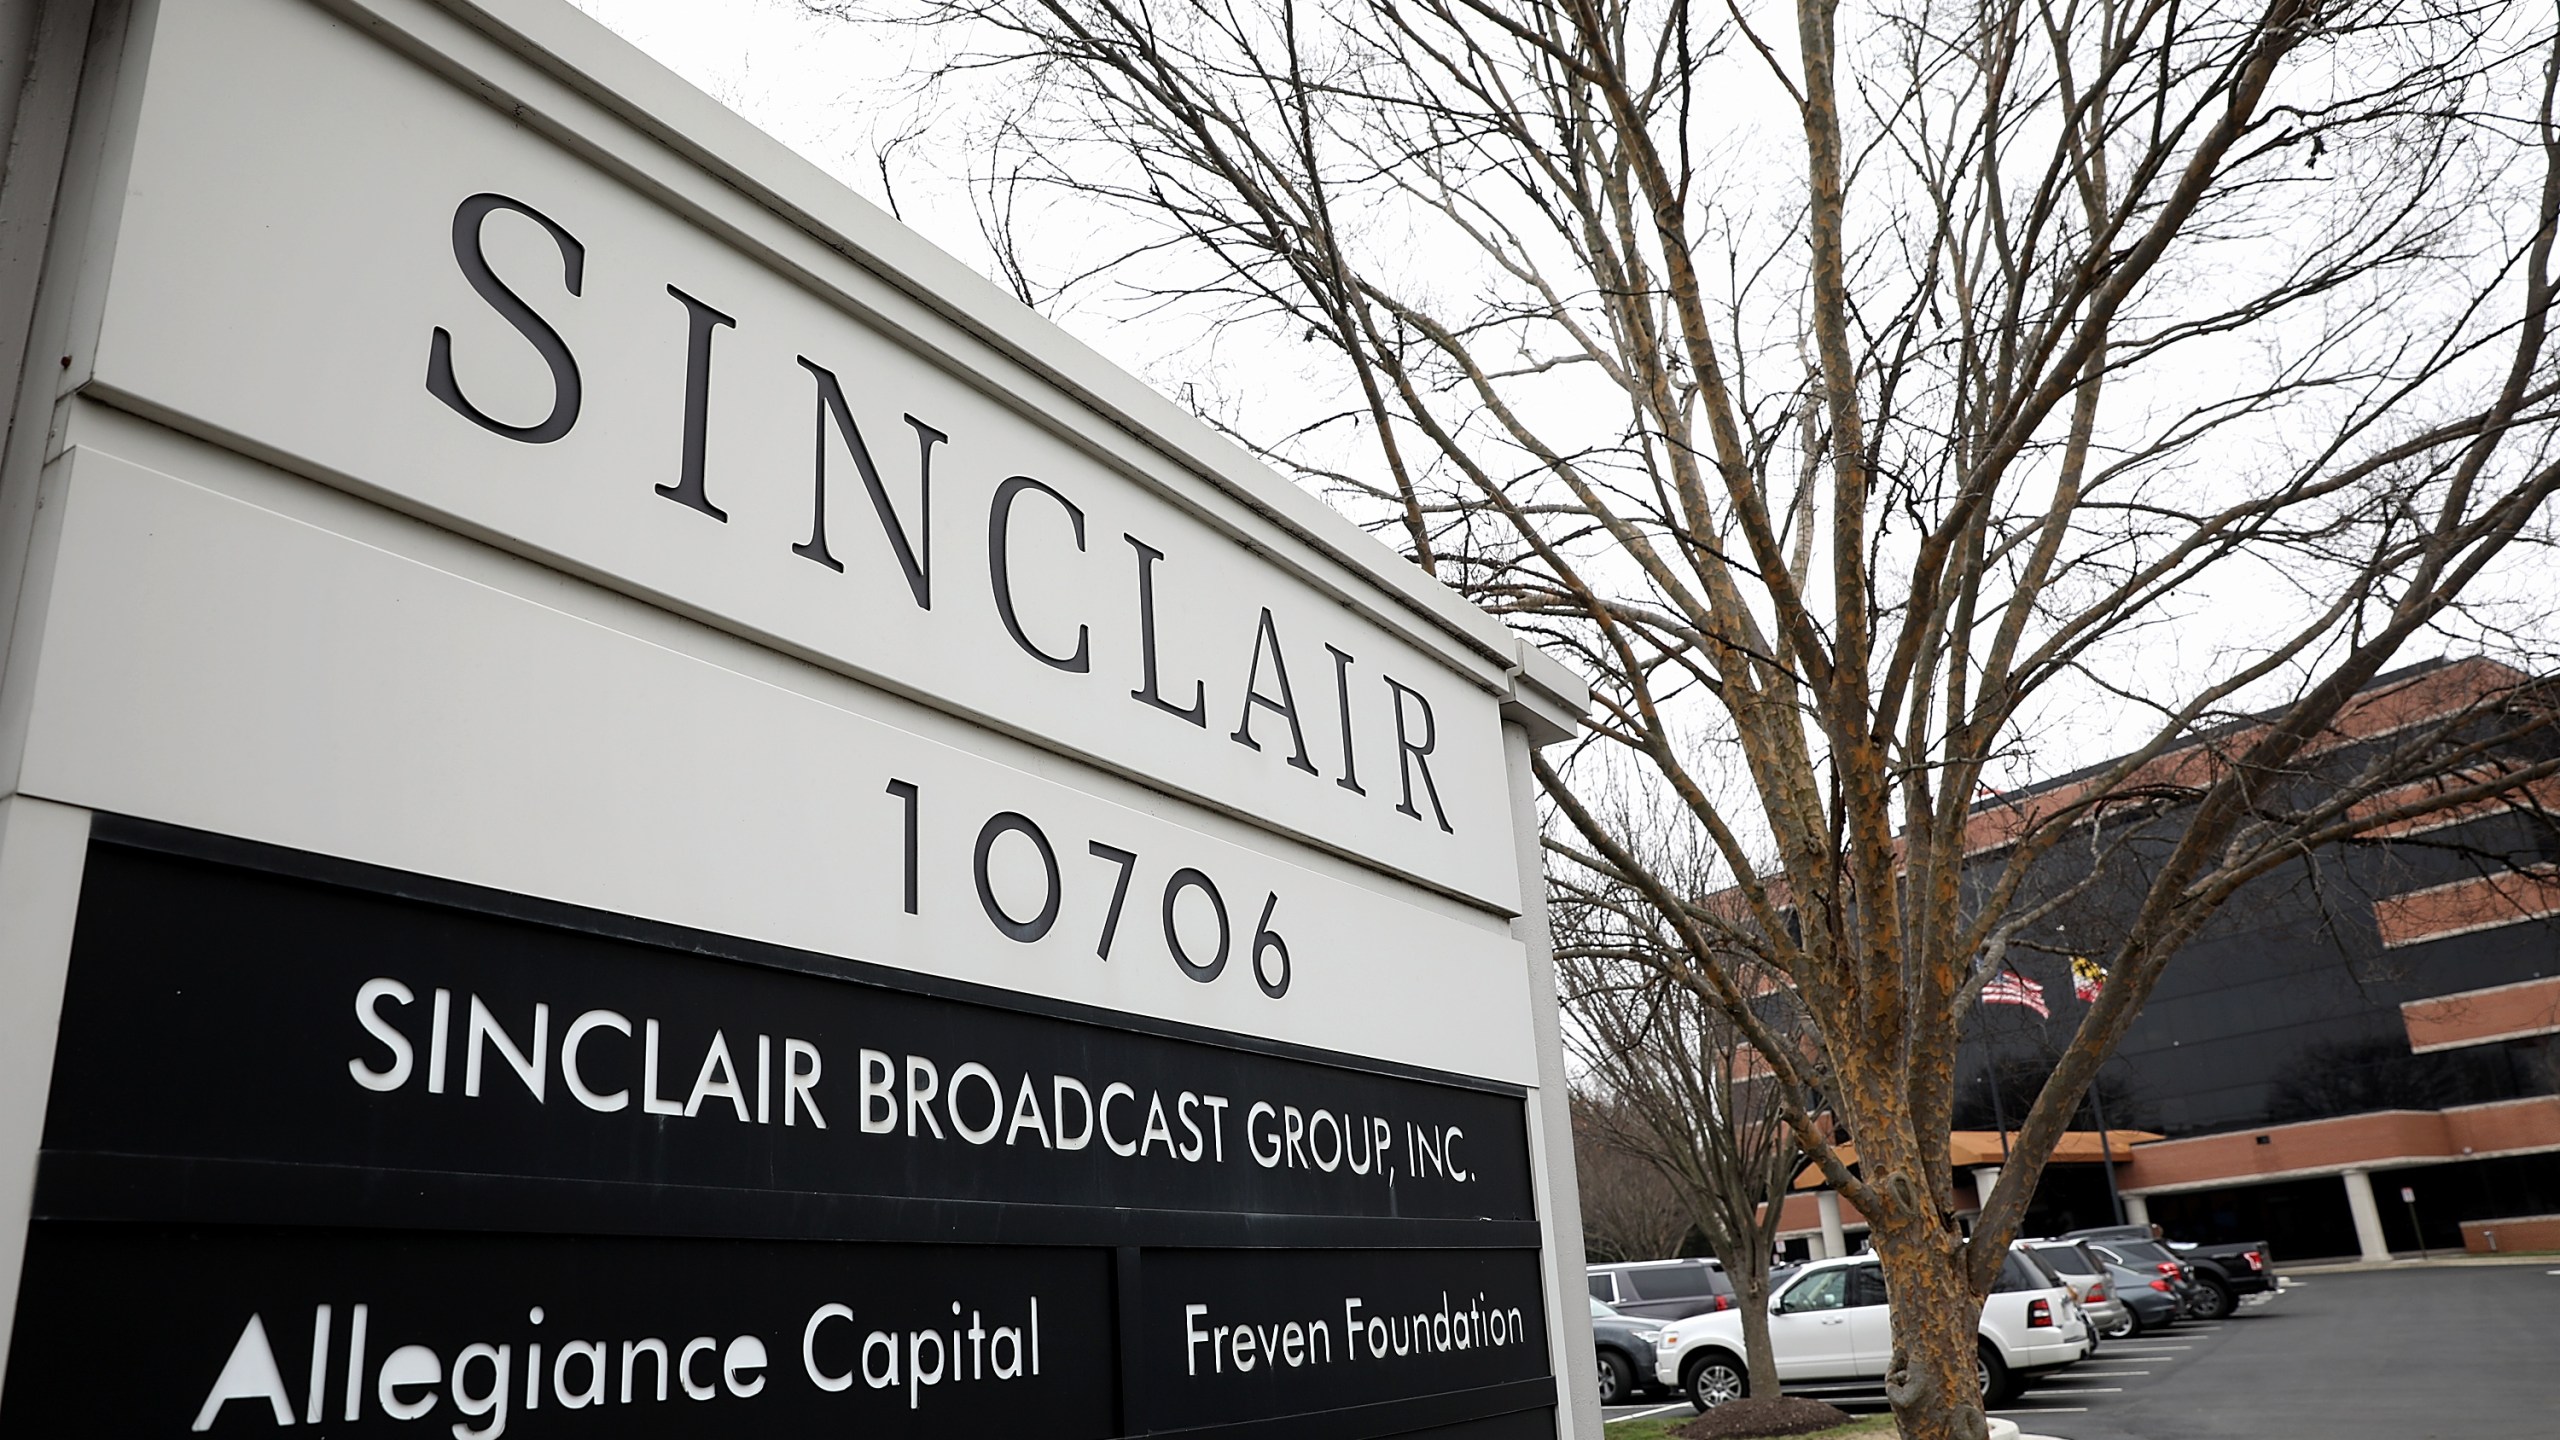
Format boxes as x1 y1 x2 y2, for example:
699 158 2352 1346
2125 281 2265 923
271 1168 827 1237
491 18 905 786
1603 1261 2560 1438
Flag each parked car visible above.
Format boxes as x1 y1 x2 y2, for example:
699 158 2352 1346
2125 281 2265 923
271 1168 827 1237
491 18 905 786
1588 1258 1740 1320
2065 1225 2272 1319
2104 1259 2181 1336
1652 1249 2092 1411
2082 1238 2219 1318
2017 1240 2129 1341
1589 1297 1666 1405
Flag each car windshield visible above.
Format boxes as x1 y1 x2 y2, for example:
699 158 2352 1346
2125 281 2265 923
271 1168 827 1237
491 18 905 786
2107 1239 2178 1266
1992 1249 2065 1292
1623 1264 1730 1300
2027 1242 2100 1277
1589 1296 1620 1318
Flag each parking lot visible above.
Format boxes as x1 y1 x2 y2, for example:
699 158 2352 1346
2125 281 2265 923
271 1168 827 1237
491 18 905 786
1602 1261 2560 1438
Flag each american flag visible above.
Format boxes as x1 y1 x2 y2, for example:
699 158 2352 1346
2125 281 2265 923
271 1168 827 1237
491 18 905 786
1981 971 2050 1018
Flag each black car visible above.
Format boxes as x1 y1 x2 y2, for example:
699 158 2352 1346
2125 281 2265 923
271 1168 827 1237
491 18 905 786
1588 1297 1665 1405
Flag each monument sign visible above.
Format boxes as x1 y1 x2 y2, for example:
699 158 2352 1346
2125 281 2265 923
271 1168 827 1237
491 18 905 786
0 1 1594 1436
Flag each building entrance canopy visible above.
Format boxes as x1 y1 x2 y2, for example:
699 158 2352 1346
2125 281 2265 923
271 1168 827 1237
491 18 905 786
1795 1130 2162 1191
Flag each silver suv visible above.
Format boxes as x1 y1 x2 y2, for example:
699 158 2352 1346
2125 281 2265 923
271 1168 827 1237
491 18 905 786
1587 1258 1740 1321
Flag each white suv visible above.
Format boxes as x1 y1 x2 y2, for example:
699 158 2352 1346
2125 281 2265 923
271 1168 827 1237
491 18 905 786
1653 1249 2090 1410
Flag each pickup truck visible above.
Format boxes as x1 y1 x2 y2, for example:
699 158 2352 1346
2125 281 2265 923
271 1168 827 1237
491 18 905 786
2064 1225 2272 1319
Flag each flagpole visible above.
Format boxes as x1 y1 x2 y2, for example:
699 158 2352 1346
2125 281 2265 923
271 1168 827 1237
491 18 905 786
1985 1062 2010 1164
2089 1071 2127 1228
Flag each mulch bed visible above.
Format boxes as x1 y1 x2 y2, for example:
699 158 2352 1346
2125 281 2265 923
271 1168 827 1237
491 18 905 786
1673 1396 1861 1438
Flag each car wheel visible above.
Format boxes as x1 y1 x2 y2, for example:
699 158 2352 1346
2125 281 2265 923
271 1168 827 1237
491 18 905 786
1596 1351 1632 1406
2192 1278 2236 1319
1684 1351 1749 1413
2102 1308 2138 1340
1977 1342 2015 1408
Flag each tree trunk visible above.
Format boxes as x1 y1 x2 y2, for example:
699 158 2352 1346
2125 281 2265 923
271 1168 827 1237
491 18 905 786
1873 1222 1991 1440
1730 1266 1779 1397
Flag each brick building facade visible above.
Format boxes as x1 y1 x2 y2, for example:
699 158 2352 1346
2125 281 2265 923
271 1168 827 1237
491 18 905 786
1949 659 2560 1260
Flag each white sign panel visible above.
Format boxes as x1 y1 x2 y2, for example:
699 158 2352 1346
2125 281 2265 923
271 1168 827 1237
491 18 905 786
80 0 1520 912
18 442 1535 1081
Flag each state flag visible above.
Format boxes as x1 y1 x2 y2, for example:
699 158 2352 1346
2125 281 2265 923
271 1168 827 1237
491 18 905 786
2071 955 2108 1003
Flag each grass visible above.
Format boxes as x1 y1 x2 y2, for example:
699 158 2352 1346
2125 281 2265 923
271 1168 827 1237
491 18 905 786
1605 1413 1900 1440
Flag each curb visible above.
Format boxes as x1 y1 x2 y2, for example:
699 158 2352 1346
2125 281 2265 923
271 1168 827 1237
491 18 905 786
2278 1251 2560 1275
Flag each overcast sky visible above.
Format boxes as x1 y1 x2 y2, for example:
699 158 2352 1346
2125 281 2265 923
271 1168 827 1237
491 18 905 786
564 0 2559 808
571 3 982 262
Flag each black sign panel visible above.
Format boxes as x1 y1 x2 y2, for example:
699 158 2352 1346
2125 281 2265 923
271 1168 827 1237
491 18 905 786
1133 1249 1550 1433
2 823 1556 1439
40 839 1531 1237
5 1223 1117 1437
1 1227 1561 1440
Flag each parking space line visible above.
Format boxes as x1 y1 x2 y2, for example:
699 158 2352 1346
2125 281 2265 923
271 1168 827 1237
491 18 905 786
2061 1369 2150 1376
1997 1406 2089 1413
1604 1404 1687 1424
2028 1387 2123 1394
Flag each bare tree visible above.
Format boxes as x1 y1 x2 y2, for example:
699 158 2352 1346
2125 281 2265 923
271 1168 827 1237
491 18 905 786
1569 1095 1700 1263
815 0 2560 1433
1556 886 1804 1395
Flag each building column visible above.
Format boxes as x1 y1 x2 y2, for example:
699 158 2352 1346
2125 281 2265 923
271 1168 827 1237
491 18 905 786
2123 1193 2150 1228
1818 1190 1848 1258
1971 1166 2003 1213
2342 1168 2391 1263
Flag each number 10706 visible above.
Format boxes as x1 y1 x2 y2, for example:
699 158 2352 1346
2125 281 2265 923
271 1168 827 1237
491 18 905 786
887 780 1292 998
